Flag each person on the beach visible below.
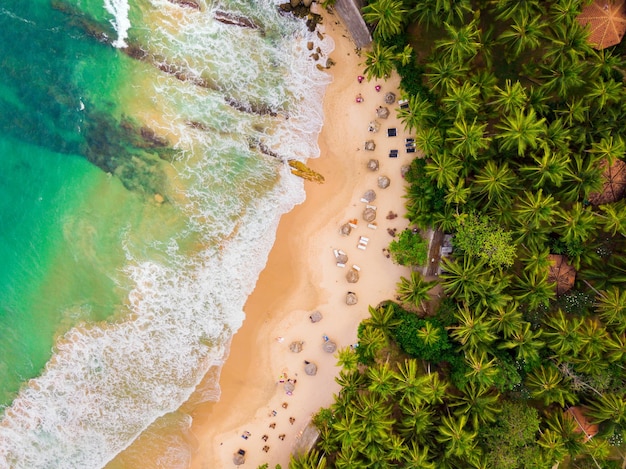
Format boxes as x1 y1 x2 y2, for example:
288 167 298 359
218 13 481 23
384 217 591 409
356 93 363 103
357 75 364 83
375 85 381 92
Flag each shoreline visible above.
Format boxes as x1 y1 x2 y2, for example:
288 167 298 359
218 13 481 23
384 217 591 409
188 8 413 468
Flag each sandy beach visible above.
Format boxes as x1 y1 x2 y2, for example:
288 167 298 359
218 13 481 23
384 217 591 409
188 8 414 468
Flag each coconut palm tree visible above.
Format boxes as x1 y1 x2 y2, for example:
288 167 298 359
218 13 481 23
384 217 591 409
449 304 498 351
496 107 546 156
595 287 626 333
525 363 575 407
450 381 501 427
549 0 583 26
442 82 482 120
537 428 568 466
289 449 327 469
560 153 603 203
497 12 546 60
584 78 623 111
554 203 598 245
597 201 626 237
436 414 480 463
544 309 584 358
397 400 434 441
544 411 585 457
396 272 436 311
403 441 435 469
464 348 500 388
513 269 556 311
521 246 552 276
398 94 437 133
425 151 462 189
491 302 524 339
494 0 544 21
518 149 571 189
363 42 398 80
539 58 586 99
415 126 444 157
444 177 471 207
491 79 528 114
332 408 362 451
586 393 626 426
446 117 490 159
365 303 402 336
336 346 358 371
367 362 397 396
357 324 388 363
513 189 559 231
435 20 482 63
335 369 366 401
472 160 518 207
499 321 545 364
361 0 408 41
440 256 493 305
394 359 433 406
588 135 626 166
605 332 626 363
425 56 469 96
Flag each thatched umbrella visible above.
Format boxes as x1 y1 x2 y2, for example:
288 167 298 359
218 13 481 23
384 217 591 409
289 341 304 353
401 165 411 177
548 254 577 295
365 140 376 151
378 176 390 189
346 268 360 283
304 361 317 375
284 381 295 392
588 158 626 205
309 310 323 323
367 159 379 171
577 0 626 49
233 450 246 465
363 207 377 222
376 106 390 119
384 92 396 104
368 120 380 132
323 340 337 353
340 223 352 236
336 252 348 264
346 291 358 305
362 189 376 202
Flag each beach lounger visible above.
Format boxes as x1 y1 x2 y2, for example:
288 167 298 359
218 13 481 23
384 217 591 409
399 99 409 109
352 265 361 271
357 244 367 250
336 263 346 267
360 236 370 242
406 147 416 153
389 152 398 158
360 198 369 203
338 250 346 255
405 138 414 143
366 205 377 210
368 223 378 229
387 128 397 137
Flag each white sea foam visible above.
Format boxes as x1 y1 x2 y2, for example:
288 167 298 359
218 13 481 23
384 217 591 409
103 0 130 48
0 1 333 467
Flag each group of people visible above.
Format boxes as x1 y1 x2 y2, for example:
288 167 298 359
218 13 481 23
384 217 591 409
356 75 382 102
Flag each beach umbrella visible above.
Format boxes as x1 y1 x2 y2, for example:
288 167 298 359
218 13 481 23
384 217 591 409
367 159 379 171
284 381 295 392
577 0 626 49
346 292 358 305
289 341 303 353
363 207 376 222
368 120 380 133
376 106 390 119
304 362 317 375
339 223 352 236
309 311 323 323
364 140 376 151
384 92 396 104
336 252 349 264
362 189 376 202
233 450 246 465
378 176 390 189
323 341 337 353
346 268 360 283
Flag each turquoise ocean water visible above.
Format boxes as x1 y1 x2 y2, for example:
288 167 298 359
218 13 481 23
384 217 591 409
0 1 331 467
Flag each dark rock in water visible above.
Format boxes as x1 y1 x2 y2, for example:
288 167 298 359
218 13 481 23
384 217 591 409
167 0 200 9
325 58 335 68
311 53 320 61
302 0 314 7
290 0 300 7
214 10 260 30
224 97 278 117
140 127 169 148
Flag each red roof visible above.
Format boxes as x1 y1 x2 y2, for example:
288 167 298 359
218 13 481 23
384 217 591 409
578 0 626 49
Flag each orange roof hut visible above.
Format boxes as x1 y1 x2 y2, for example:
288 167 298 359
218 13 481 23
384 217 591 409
578 0 626 49
588 158 626 205
548 255 577 295
567 407 599 442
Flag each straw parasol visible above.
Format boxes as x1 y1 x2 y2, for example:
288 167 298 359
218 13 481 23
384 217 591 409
548 254 577 295
384 92 396 104
346 291 358 305
376 106 390 119
362 189 376 202
365 140 376 151
284 381 295 392
336 252 349 264
577 0 626 49
309 310 323 323
346 268 360 283
304 361 317 375
588 158 626 205
368 120 380 133
378 176 390 189
233 450 246 465
367 159 379 171
289 341 304 353
323 340 337 353
339 223 352 236
363 207 377 222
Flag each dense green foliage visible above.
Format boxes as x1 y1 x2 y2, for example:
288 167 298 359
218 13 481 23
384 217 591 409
388 228 429 266
292 0 626 467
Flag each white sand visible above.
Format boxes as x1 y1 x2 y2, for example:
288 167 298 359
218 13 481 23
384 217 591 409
187 9 415 468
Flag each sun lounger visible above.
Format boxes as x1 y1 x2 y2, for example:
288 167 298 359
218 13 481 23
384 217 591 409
352 265 361 271
405 138 414 143
366 205 377 210
399 99 409 109
387 128 397 137
389 152 398 158
338 250 346 255
336 263 346 267
368 223 378 229
357 244 367 250
360 236 370 242
406 147 416 153
360 198 369 203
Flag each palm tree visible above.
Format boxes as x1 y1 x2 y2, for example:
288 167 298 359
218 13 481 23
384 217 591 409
597 201 626 237
554 203 598 245
415 126 444 157
446 117 490 158
496 107 546 156
521 246 552 275
575 319 609 373
396 272 436 311
498 13 546 60
332 408 362 451
367 362 397 396
335 369 366 401
499 321 545 364
336 346 358 371
354 392 395 444
363 42 397 80
361 0 408 41
397 400 434 441
513 189 559 231
544 309 584 358
525 364 575 407
518 149 571 189
425 56 469 96
425 151 462 189
436 414 480 463
589 135 626 166
537 428 568 466
394 359 433 406
365 303 402 336
560 153 603 203
464 348 500 388
595 287 626 333
539 58 586 99
584 78 623 110
444 177 471 207
450 381 502 427
513 269 556 310
472 160 517 207
435 20 482 63
605 332 626 363
549 0 583 26
334 444 362 469
289 449 327 469
403 441 435 469
491 79 528 114
449 304 498 351
586 393 626 426
442 82 481 119
357 324 387 362
440 256 492 305
494 0 544 21
398 94 437 133
491 302 524 339
544 411 585 457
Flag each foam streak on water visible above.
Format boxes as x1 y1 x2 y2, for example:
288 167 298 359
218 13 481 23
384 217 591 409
0 1 333 467
103 0 131 48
